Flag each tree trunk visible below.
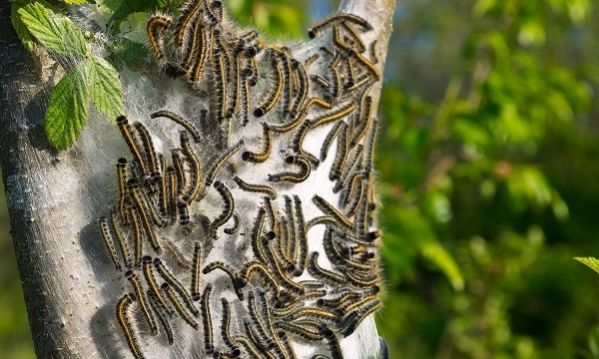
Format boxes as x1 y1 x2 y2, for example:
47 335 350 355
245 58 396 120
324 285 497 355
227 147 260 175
0 0 397 358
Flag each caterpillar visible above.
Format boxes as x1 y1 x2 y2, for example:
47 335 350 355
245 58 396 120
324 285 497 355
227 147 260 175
205 141 243 186
312 195 354 229
180 131 203 202
201 283 215 354
293 196 308 275
126 270 158 335
223 213 241 235
98 217 121 272
330 123 349 182
191 241 203 301
147 14 173 63
210 181 235 238
100 4 384 357
133 121 160 178
142 256 173 316
320 121 344 161
163 283 199 329
268 155 311 183
254 58 284 118
308 13 373 39
154 258 199 316
147 289 175 345
275 322 323 342
308 252 347 285
127 207 143 268
116 293 145 359
233 176 276 198
128 179 162 251
319 325 344 359
117 116 148 178
151 110 202 143
110 212 132 269
211 263 247 300
241 123 272 163
116 158 128 224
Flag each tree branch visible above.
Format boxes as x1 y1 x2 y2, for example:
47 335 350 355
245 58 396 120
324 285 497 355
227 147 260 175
0 0 397 357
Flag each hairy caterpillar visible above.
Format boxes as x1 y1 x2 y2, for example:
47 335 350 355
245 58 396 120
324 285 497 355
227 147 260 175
116 293 145 359
99 2 387 358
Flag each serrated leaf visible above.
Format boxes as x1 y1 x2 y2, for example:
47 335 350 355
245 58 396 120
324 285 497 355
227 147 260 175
107 0 159 30
45 62 90 150
108 37 148 70
11 0 35 52
575 257 599 275
18 2 87 56
88 56 124 122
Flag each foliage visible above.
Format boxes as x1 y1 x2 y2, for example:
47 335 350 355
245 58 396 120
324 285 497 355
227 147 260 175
44 60 90 150
576 257 599 275
376 0 599 357
10 0 308 150
87 57 123 122
11 0 128 150
227 0 308 39
18 2 87 56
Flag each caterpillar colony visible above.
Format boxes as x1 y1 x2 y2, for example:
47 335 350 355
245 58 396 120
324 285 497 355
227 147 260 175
98 0 385 358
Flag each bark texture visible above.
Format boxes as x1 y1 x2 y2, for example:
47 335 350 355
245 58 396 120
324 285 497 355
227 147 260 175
0 0 397 358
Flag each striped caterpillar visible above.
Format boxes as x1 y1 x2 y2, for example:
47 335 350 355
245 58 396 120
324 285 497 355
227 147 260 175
99 1 386 358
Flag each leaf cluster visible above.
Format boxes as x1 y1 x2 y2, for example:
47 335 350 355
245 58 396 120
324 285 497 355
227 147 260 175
11 0 127 149
374 0 599 357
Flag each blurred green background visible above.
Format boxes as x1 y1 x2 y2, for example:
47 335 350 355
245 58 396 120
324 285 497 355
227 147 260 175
4 0 599 358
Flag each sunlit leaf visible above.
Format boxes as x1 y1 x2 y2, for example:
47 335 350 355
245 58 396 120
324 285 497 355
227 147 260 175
473 0 497 17
45 62 90 150
88 57 124 123
18 2 87 56
506 166 553 210
422 243 464 291
11 0 35 52
517 21 545 47
575 257 599 275
107 0 160 30
382 206 463 289
568 0 590 22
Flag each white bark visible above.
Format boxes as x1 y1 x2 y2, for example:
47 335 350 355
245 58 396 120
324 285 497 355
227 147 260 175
0 0 397 358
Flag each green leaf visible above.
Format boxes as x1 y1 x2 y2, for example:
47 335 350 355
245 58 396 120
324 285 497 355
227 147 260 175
11 0 35 53
575 257 599 275
96 0 124 13
567 0 590 22
382 206 464 290
117 12 150 44
61 0 89 3
107 0 159 30
18 2 87 56
108 37 148 70
88 56 124 123
45 62 90 150
422 243 464 291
